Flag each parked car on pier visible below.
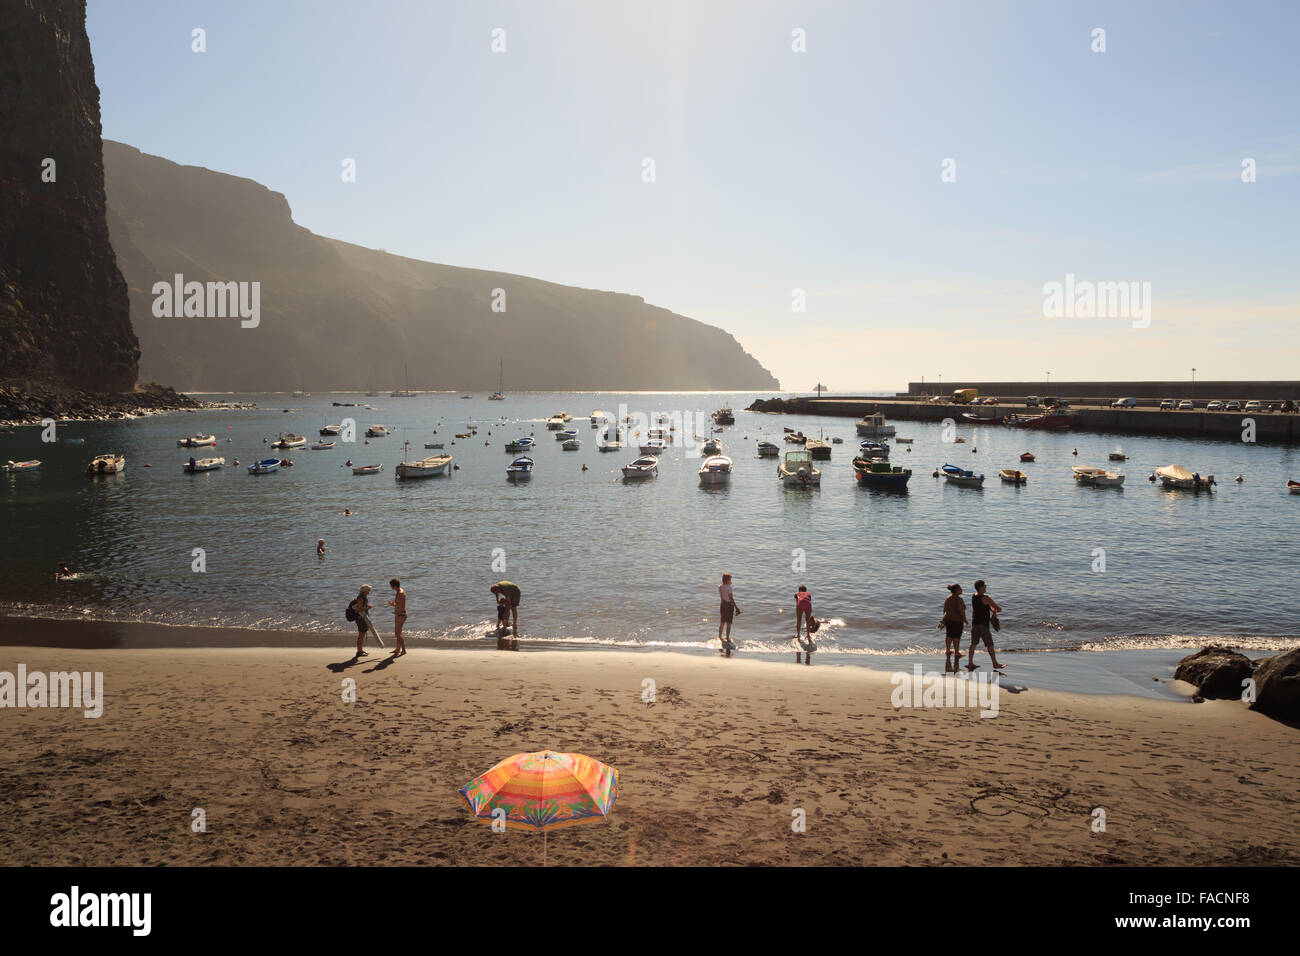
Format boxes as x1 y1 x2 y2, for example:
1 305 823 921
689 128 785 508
1207 400 1224 410
1159 399 1176 410
1178 400 1194 410
1244 401 1262 412
1111 397 1138 408
1025 396 1041 407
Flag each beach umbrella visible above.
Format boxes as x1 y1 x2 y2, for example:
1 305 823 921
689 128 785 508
459 750 619 864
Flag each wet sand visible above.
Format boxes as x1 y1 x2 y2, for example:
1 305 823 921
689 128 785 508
1 643 1297 866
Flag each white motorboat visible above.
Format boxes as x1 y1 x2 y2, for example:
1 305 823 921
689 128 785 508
311 441 335 450
87 454 125 475
507 456 534 479
702 437 723 456
183 457 225 472
546 417 565 431
365 425 389 438
858 440 890 460
395 442 452 479
639 438 667 455
505 437 535 453
177 434 216 447
622 455 659 479
352 463 383 476
699 455 733 485
940 463 984 487
599 425 624 451
778 449 821 487
3 459 40 472
248 458 280 474
562 438 581 450
756 441 779 457
320 424 343 436
557 428 580 441
1072 465 1108 484
713 407 736 426
855 412 896 438
273 434 308 449
1155 465 1215 490
589 409 608 427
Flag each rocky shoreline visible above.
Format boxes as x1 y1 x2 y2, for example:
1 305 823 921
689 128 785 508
0 380 206 427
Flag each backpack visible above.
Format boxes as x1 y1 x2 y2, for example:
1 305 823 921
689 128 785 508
345 601 358 622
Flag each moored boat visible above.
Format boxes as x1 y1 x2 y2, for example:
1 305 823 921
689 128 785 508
3 459 40 472
556 428 580 441
177 434 216 447
699 455 732 485
507 456 534 479
546 417 565 431
248 458 280 474
858 440 890 460
311 441 335 450
1154 465 1214 490
778 449 821 487
395 442 452 479
352 463 383 476
562 438 581 450
622 455 659 479
855 412 896 438
1019 452 1035 462
320 424 343 436
1109 452 1128 461
505 437 535 453
590 409 608 427
999 469 1028 484
598 425 624 451
639 438 667 455
365 425 389 438
756 441 779 457
183 457 225 472
713 407 736 426
941 463 984 487
805 438 831 460
1289 480 1300 494
87 454 125 475
702 437 723 456
272 434 308 449
853 458 911 488
1005 413 1075 430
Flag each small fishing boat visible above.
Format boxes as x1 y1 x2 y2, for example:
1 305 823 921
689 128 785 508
3 459 40 472
855 412 896 438
952 436 966 444
1072 465 1107 483
272 434 307 449
1154 465 1214 490
895 437 914 444
831 437 844 444
556 428 580 441
424 441 445 450
1289 480 1300 494
756 441 780 457
858 440 890 460
177 434 216 447
713 407 736 426
556 412 573 421
87 454 125 475
507 456 534 479
320 424 343 436
647 427 670 444
622 455 659 479
562 438 581 451
365 425 389 438
1109 452 1128 461
961 413 1000 424
805 438 831 460
311 441 335 450
699 455 733 485
702 437 723 456
599 425 624 451
590 409 608 426
352 463 383 476
853 458 911 488
1019 453 1035 462
1006 412 1075 430
1092 471 1125 487
783 431 807 444
546 417 565 431
999 469 1028 485
505 437 535 453
183 457 225 472
778 449 821 487
395 442 452 479
248 458 280 474
639 438 667 455
941 463 984 487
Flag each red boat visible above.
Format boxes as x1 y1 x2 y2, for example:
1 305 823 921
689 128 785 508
1019 453 1035 462
1006 413 1075 430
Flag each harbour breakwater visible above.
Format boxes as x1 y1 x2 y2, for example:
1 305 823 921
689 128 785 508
747 396 1300 443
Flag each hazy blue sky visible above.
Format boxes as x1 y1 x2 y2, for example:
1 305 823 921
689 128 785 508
87 0 1298 391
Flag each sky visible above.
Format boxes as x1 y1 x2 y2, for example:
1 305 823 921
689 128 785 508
86 0 1299 392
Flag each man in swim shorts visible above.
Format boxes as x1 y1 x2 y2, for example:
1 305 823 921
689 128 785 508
967 579 1004 671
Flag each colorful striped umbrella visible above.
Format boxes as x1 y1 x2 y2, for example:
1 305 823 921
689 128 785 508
459 751 619 862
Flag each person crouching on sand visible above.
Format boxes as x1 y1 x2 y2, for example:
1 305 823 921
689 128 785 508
941 583 966 673
967 579 1004 671
387 578 407 657
491 581 521 635
718 573 739 656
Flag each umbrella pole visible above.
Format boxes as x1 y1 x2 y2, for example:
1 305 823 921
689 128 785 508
543 830 548 867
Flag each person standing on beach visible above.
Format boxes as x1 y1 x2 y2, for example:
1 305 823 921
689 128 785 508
941 584 966 672
351 584 379 657
967 580 1005 670
387 578 407 657
491 581 521 634
718 573 739 656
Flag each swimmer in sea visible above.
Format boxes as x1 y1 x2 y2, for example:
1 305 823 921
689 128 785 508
54 561 73 581
317 538 326 556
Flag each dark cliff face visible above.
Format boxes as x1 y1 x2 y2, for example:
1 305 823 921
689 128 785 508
0 0 139 391
102 142 779 392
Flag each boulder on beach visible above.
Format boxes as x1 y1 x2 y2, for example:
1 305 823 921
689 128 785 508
1249 649 1300 723
1174 646 1254 700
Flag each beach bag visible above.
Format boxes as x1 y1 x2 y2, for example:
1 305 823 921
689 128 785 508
808 616 821 634
345 601 358 622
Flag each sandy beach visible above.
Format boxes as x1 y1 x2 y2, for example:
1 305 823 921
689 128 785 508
2 642 1297 867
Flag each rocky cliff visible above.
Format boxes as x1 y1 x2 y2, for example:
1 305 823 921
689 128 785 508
102 142 779 392
0 0 140 391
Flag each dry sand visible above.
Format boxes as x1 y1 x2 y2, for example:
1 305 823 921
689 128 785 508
1 645 1297 866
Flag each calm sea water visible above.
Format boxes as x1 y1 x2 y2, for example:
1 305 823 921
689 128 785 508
2 392 1298 660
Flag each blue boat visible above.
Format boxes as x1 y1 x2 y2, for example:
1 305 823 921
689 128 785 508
858 440 890 459
507 456 534 480
248 458 281 475
853 458 911 488
941 463 984 487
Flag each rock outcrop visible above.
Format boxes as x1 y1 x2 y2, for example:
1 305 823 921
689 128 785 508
1174 646 1254 700
1249 649 1300 723
102 142 779 393
0 0 140 392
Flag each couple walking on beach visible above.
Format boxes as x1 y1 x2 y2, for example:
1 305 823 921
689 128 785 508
941 580 1004 671
348 580 408 659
